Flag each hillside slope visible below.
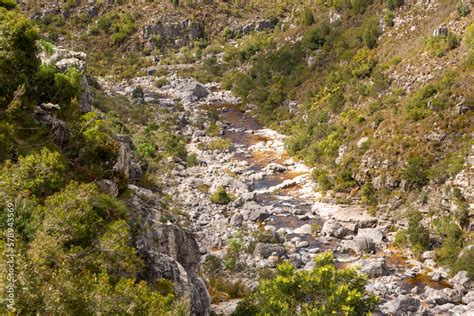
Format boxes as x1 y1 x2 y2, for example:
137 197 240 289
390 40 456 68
2 0 473 315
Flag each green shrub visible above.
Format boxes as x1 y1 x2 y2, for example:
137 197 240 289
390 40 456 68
457 3 471 17
312 169 334 191
209 276 249 303
403 156 429 189
362 17 381 49
186 153 199 167
163 133 188 161
452 247 474 278
426 33 460 57
0 8 39 109
406 210 430 253
204 138 232 151
154 77 169 88
361 181 376 205
302 26 329 50
334 169 357 192
136 142 156 158
384 11 395 27
0 0 16 9
225 238 242 271
387 0 404 10
206 122 220 137
234 252 378 315
466 24 474 68
301 8 315 26
210 186 234 205
394 229 408 247
434 218 463 266
352 0 373 14
0 148 66 196
54 67 83 105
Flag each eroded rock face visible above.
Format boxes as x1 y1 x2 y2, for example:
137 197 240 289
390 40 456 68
240 19 278 35
112 135 144 182
143 19 203 49
128 185 211 316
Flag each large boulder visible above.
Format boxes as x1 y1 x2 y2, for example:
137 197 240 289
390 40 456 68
293 224 312 235
173 81 209 104
253 243 286 259
321 219 350 238
113 136 144 182
242 201 269 222
451 271 472 290
383 296 421 315
356 258 388 278
343 237 376 254
356 228 384 244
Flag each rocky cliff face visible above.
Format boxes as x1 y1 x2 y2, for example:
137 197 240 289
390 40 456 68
128 185 211 316
143 19 204 50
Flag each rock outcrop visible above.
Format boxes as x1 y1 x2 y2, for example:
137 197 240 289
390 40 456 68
128 185 211 316
143 19 203 49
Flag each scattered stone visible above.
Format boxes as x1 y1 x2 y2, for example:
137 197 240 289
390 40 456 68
356 228 384 244
321 219 349 238
293 224 313 235
296 241 309 248
433 24 448 37
358 258 388 278
264 162 287 173
421 250 436 261
356 136 369 148
230 213 244 227
383 296 421 314
253 243 286 259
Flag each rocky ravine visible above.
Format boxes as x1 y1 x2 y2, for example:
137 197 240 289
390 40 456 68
100 72 473 315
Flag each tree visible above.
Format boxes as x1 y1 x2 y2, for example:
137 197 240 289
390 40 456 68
234 252 378 315
403 156 429 189
0 147 66 197
301 8 315 26
352 0 373 14
363 17 381 49
0 7 39 108
406 210 430 253
387 0 404 10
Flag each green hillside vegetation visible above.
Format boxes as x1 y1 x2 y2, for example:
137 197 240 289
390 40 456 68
0 5 183 314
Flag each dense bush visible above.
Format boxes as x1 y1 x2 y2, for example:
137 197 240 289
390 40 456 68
97 12 136 45
466 24 474 68
406 210 430 254
234 252 378 315
210 186 234 205
387 0 404 10
352 0 373 14
457 3 471 17
434 218 464 266
403 156 429 189
301 8 315 26
0 7 39 108
452 248 474 278
426 33 460 58
0 0 16 9
362 17 381 49
0 148 66 197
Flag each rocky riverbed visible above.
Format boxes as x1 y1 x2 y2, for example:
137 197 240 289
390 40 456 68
100 72 473 315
